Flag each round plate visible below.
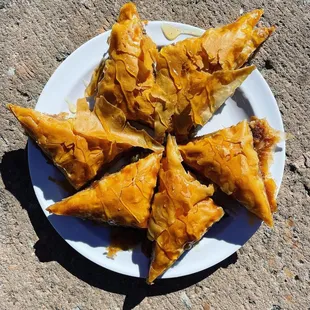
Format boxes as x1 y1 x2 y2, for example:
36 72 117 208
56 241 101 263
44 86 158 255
28 21 285 279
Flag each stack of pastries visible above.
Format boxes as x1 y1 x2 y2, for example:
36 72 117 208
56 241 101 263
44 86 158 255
8 3 282 284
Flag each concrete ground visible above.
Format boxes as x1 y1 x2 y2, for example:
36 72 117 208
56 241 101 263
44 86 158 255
0 1 309 309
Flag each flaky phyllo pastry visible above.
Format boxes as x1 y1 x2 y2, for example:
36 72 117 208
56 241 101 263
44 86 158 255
147 135 224 283
87 2 158 128
153 9 273 139
87 3 274 140
7 2 281 285
47 152 162 228
179 118 281 227
184 9 275 72
8 99 162 189
154 58 255 140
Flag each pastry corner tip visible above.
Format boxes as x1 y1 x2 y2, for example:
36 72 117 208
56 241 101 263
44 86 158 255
242 8 264 19
252 8 264 17
146 272 156 285
258 8 264 15
45 206 52 213
46 204 59 214
6 103 16 112
269 25 276 34
145 278 154 285
247 64 256 72
6 103 21 118
264 215 274 227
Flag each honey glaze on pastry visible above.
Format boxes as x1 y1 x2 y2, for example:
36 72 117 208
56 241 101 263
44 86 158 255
87 4 274 141
249 117 281 212
179 119 281 226
47 152 162 228
147 135 224 284
8 99 162 189
7 2 281 281
91 2 159 129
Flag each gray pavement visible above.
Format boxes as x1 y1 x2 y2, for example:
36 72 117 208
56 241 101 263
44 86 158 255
0 1 309 309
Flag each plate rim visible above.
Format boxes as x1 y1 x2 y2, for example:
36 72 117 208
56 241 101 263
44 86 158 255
28 20 286 279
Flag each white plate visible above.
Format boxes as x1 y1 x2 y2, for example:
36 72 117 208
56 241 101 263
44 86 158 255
28 21 285 279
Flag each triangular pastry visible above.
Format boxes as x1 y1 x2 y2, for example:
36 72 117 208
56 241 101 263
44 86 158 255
150 40 256 139
179 118 281 226
47 152 162 228
153 62 255 140
158 9 274 74
8 100 162 189
200 9 275 71
147 135 224 284
86 4 267 141
150 9 273 139
88 2 158 128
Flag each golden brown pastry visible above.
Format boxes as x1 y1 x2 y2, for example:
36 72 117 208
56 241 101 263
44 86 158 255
87 4 266 141
47 152 162 228
147 135 224 284
153 56 255 139
188 67 255 127
179 119 281 226
85 57 106 98
159 9 274 74
249 117 281 212
91 2 158 128
8 100 162 189
200 9 275 71
150 9 273 139
87 2 172 141
93 96 163 153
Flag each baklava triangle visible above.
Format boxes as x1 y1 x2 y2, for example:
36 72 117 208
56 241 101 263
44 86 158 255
8 99 162 189
47 152 162 228
179 118 281 226
147 135 224 283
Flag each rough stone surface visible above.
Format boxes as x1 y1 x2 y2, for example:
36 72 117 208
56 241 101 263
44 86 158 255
0 1 309 309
